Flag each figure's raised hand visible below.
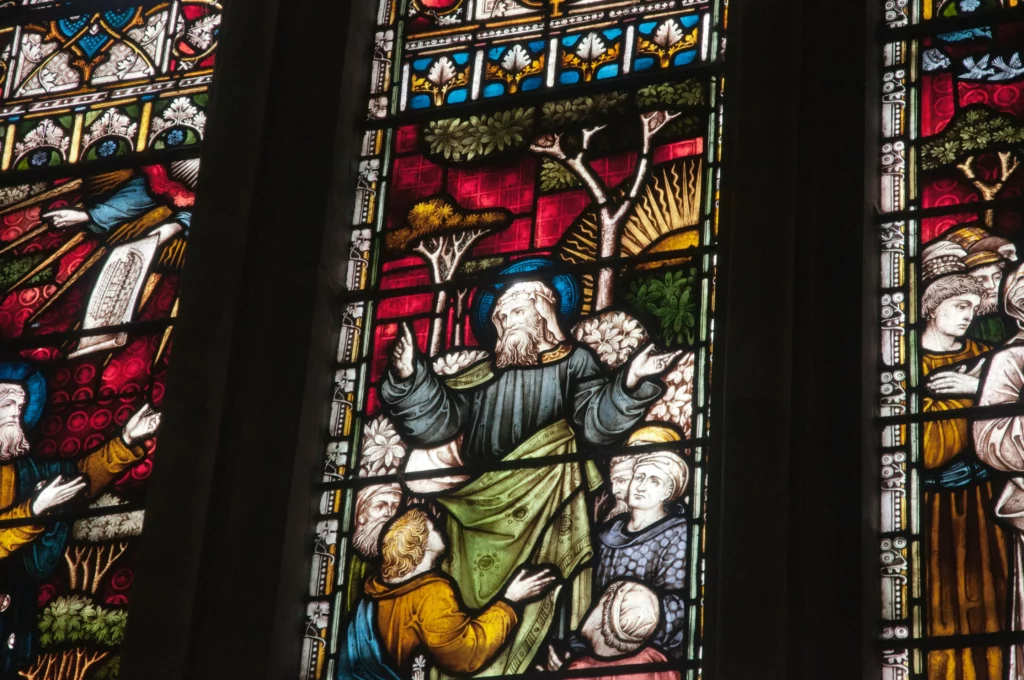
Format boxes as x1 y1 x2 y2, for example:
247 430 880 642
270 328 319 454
32 475 86 515
122 404 161 446
502 566 556 603
626 345 683 389
42 209 90 229
392 322 416 380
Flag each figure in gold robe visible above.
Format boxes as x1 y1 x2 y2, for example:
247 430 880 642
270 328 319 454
339 509 556 679
920 273 1008 680
0 362 161 674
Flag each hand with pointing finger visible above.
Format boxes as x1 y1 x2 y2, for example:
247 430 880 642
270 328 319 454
32 475 86 516
392 322 417 380
42 209 90 230
625 345 684 390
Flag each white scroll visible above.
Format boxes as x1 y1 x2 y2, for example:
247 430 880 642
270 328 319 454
69 234 159 358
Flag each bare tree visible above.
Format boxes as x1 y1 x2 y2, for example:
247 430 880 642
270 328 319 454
529 111 679 311
19 650 107 680
63 542 130 594
958 151 1020 227
386 196 511 355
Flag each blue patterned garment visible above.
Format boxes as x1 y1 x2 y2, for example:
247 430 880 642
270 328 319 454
596 514 689 656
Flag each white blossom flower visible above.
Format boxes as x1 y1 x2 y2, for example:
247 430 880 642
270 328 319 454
374 30 394 58
306 601 330 631
412 656 428 680
573 312 648 368
359 415 407 476
358 159 381 184
315 519 338 549
647 352 696 438
368 96 389 119
0 182 46 209
433 350 490 375
71 494 145 541
351 228 372 255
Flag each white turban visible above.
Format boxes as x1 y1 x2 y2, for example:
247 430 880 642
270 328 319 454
602 581 661 653
634 452 689 502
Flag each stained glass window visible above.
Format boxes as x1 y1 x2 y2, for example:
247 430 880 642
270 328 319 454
877 1 1024 678
302 1 726 679
0 1 221 678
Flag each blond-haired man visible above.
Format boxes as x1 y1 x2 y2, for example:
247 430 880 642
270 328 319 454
339 509 556 679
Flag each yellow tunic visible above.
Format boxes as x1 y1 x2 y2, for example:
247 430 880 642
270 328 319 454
922 339 1008 680
0 438 144 558
365 572 517 674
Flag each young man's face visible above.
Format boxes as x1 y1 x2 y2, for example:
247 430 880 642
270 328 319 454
629 464 673 511
932 294 981 338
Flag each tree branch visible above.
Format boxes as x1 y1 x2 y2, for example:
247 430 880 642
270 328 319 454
450 228 487 269
640 110 681 154
413 239 445 284
581 125 607 151
529 133 567 160
1000 150 1020 182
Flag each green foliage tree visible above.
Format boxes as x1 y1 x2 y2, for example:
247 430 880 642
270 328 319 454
20 595 127 680
918 106 1024 226
637 79 705 108
540 158 582 192
626 268 700 347
423 108 534 161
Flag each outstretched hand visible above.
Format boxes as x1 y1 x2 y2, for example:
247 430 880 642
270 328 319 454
626 345 683 389
502 566 556 604
392 322 416 380
122 403 161 446
32 475 86 515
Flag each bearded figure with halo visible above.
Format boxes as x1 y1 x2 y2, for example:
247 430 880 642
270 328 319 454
0 361 160 674
381 259 681 675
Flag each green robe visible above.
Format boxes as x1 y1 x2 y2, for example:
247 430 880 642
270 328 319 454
381 346 660 675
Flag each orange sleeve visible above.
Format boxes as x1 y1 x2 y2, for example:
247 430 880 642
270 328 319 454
415 580 518 674
0 501 44 558
77 438 145 498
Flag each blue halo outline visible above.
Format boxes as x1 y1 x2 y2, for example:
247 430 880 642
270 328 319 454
471 258 582 346
0 362 45 428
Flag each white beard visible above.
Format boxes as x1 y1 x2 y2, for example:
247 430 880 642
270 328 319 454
495 323 544 368
0 422 28 461
352 515 390 558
